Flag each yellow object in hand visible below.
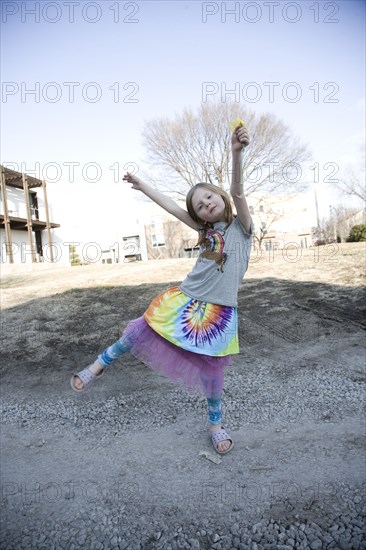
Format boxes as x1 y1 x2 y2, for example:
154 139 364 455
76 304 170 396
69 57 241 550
229 117 246 131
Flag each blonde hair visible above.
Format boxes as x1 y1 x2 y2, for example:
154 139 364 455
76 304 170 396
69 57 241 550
186 183 234 245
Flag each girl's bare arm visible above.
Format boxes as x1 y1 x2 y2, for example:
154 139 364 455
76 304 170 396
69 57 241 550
123 173 198 230
230 126 252 234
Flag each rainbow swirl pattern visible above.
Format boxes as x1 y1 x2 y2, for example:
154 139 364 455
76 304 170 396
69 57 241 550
205 230 225 254
181 300 233 347
144 286 238 356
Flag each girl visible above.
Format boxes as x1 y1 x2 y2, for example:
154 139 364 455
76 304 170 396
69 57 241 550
70 124 253 455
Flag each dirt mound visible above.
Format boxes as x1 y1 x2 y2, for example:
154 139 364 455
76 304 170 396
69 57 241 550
1 243 365 548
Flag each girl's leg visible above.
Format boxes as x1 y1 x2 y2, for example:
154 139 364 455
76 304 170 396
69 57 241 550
98 338 132 367
207 395 223 427
200 366 233 453
72 335 133 390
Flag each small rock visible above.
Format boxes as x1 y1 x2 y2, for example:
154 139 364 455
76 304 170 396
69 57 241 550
338 535 353 550
350 536 362 548
252 523 262 535
198 451 222 465
351 519 364 529
310 540 322 550
320 534 333 545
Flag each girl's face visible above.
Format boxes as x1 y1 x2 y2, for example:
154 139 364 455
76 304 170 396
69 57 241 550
191 187 226 224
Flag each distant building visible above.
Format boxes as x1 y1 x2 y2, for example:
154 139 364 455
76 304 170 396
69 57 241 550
140 191 318 258
142 201 197 260
0 166 60 264
74 189 327 266
248 191 317 250
93 200 197 264
97 190 319 264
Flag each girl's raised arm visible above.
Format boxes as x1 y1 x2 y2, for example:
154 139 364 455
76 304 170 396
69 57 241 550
123 172 198 230
230 125 252 234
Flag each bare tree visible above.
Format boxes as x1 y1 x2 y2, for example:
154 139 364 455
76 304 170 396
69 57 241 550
143 101 310 197
253 206 283 249
314 205 365 244
313 217 336 245
335 149 366 206
340 172 366 204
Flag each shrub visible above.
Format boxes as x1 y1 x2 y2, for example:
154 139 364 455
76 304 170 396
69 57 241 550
346 224 366 242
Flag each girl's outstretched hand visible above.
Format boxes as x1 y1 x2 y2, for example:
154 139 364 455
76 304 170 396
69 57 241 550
231 125 250 153
123 172 143 190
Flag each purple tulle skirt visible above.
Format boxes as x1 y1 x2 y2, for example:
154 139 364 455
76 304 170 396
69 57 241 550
123 316 232 398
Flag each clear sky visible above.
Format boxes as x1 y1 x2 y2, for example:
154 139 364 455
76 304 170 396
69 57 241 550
1 0 365 243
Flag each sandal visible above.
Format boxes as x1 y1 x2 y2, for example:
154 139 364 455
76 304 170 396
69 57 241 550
210 427 234 455
70 364 104 393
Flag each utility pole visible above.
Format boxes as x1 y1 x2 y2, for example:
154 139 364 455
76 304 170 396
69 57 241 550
329 205 337 242
314 187 320 229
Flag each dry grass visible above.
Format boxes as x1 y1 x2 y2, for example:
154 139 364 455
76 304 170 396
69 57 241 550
1 242 365 310
247 241 365 286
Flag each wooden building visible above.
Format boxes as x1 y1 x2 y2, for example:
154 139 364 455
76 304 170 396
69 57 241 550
0 165 60 264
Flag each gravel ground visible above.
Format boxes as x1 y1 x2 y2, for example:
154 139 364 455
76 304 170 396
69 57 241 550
1 247 365 549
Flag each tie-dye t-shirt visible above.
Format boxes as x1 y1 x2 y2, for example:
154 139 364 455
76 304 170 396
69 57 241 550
180 216 253 307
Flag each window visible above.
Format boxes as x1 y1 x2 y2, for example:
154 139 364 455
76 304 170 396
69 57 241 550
150 217 165 247
249 206 254 214
259 204 264 213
